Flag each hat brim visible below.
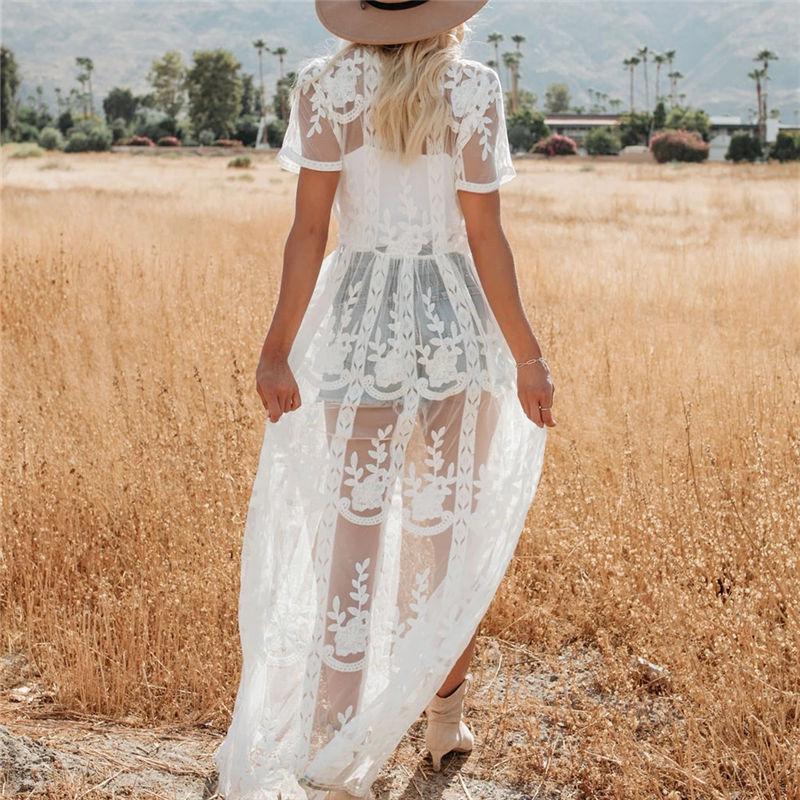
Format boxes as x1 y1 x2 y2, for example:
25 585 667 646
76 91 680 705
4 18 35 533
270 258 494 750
315 0 488 46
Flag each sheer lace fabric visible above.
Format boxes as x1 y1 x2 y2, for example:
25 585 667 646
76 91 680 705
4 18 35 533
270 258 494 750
214 46 547 799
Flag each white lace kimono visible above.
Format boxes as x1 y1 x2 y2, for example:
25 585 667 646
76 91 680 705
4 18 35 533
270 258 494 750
213 46 547 799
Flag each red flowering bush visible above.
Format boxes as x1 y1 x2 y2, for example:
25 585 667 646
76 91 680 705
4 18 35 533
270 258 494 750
157 136 181 147
650 129 709 163
127 135 155 147
214 138 244 148
533 134 578 157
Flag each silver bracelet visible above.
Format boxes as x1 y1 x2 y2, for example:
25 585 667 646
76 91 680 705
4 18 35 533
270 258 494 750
515 355 550 371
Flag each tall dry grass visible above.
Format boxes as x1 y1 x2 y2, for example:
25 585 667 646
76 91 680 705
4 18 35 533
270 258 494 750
2 151 799 798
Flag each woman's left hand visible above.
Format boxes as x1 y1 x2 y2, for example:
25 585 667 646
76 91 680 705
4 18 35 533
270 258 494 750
256 353 301 424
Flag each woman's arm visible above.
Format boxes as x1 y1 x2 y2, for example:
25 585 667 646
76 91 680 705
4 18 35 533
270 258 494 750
257 167 340 423
458 189 555 428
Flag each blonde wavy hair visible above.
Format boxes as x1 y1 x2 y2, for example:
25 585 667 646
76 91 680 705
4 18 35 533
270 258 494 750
319 25 467 161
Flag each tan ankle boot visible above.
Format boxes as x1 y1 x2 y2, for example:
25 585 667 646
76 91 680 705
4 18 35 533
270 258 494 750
424 673 475 772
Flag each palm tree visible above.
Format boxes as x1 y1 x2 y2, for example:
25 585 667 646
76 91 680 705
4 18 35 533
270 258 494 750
253 38 268 114
749 67 766 142
502 51 522 113
653 53 668 103
272 46 288 121
273 46 287 79
68 87 81 115
623 57 640 112
664 50 677 102
668 70 683 106
609 97 623 113
75 56 95 117
755 49 778 138
487 32 504 82
637 46 650 110
511 34 526 52
486 58 498 70
587 88 608 114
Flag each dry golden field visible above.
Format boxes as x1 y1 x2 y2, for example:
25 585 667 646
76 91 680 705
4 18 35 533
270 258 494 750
1 149 799 799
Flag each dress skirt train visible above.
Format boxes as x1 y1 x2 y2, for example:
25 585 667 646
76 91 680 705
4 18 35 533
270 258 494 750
213 244 547 798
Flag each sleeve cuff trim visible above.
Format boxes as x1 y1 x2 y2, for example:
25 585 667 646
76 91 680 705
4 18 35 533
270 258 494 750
455 169 516 193
277 148 342 173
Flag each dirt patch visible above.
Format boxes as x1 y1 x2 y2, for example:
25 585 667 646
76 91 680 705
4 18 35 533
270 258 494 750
0 719 543 799
0 640 677 798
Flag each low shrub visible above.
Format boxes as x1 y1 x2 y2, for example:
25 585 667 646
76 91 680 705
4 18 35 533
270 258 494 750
18 123 41 143
133 110 180 144
725 132 763 163
38 160 71 171
128 135 155 147
38 127 65 151
650 129 709 163
234 115 260 148
110 118 129 144
228 155 252 169
64 132 90 153
506 107 549 153
86 125 113 152
157 136 181 147
769 131 800 162
64 121 113 152
665 106 711 141
198 129 216 146
618 112 652 146
214 138 244 148
9 143 44 158
585 126 621 156
533 133 578 157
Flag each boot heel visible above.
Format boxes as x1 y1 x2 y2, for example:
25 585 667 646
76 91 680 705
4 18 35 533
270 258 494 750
424 673 475 772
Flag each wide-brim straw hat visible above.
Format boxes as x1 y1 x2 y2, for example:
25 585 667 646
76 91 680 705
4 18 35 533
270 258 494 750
315 0 489 45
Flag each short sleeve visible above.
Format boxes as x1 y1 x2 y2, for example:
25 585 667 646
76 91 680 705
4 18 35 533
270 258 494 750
277 60 343 173
453 66 516 193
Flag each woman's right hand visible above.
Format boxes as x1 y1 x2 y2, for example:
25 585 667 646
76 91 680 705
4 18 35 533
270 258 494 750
256 352 301 423
517 361 556 429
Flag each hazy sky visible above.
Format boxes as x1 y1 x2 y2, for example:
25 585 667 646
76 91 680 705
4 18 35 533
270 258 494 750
3 1 799 120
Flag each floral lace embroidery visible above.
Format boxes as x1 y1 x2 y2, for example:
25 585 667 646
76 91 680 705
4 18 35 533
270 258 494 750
417 286 464 390
403 427 456 534
341 427 392 521
326 558 371 664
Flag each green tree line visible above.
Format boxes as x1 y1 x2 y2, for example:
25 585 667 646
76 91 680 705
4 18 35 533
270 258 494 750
0 42 292 150
0 36 790 162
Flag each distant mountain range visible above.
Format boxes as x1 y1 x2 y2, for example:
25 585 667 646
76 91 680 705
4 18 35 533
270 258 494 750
2 0 799 122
